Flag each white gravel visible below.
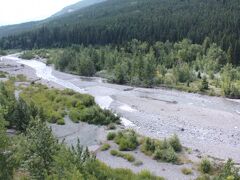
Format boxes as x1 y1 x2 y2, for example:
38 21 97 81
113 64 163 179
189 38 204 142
2 54 240 179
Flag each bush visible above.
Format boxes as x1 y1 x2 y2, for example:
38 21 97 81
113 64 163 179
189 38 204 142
101 143 110 151
133 160 143 167
123 153 135 162
0 71 7 78
168 134 182 152
57 118 65 125
141 137 156 155
69 109 80 123
107 123 116 130
20 51 35 60
110 149 118 156
200 159 212 174
181 168 193 175
200 76 209 91
153 146 178 163
196 174 211 180
115 130 139 151
107 132 116 140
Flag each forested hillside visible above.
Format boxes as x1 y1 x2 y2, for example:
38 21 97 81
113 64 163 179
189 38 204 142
0 0 104 38
0 0 240 65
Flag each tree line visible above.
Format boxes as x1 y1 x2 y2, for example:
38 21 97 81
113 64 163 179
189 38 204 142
0 0 240 65
29 38 238 98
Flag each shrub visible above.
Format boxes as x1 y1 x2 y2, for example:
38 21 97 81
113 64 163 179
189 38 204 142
16 74 27 82
133 160 143 167
123 153 135 162
196 174 211 180
168 134 182 152
107 132 116 140
216 159 240 179
115 130 138 151
0 71 7 78
57 118 65 125
101 143 111 151
107 123 116 130
153 146 177 163
200 76 209 91
141 137 156 155
200 159 212 174
110 149 118 156
69 109 80 123
20 51 35 60
181 168 193 175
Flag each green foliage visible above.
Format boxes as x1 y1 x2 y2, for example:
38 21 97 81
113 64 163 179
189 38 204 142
141 137 156 155
107 123 116 130
101 143 110 151
216 159 240 180
181 168 193 175
0 71 7 78
168 134 182 152
200 158 212 174
2 0 240 69
133 160 143 167
153 146 177 163
9 37 240 97
0 114 15 180
141 135 182 163
200 76 209 91
20 84 119 125
107 132 116 140
19 51 35 60
0 49 6 56
110 150 135 162
24 118 59 179
114 130 139 151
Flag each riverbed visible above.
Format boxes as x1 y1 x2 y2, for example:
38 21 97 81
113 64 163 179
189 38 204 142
2 55 240 163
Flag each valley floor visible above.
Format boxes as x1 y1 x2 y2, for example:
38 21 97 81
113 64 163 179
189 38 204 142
1 55 240 179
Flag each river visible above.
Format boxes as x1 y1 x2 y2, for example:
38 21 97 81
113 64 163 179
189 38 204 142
3 55 240 163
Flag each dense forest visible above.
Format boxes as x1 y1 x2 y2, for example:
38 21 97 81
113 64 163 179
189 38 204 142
0 0 240 65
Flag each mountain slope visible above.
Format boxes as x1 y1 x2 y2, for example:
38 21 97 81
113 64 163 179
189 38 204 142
0 0 104 38
0 0 239 64
52 0 105 18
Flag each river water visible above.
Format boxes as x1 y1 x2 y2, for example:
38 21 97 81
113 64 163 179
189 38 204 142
3 55 240 162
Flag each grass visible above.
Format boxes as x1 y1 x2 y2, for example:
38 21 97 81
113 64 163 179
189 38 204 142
101 143 111 151
181 168 193 175
110 150 135 162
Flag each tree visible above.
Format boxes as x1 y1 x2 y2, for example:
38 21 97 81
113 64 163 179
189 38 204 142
12 98 31 132
24 118 59 179
0 113 14 180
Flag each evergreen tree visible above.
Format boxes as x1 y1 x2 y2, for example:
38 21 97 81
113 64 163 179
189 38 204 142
24 118 59 179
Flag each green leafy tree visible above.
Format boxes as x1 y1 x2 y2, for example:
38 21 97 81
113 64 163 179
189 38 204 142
0 113 14 180
24 118 59 179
